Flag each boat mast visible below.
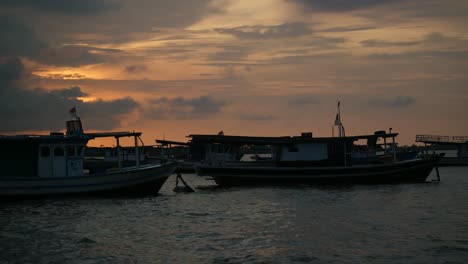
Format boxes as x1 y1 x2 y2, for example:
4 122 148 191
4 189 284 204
334 101 345 137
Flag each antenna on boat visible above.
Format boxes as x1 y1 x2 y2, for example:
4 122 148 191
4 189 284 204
334 101 345 137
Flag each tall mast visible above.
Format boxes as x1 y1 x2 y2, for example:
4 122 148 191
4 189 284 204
334 101 345 137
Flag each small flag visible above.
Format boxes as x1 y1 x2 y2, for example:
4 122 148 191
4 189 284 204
69 107 77 118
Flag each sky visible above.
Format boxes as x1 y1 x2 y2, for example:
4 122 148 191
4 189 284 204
0 0 467 146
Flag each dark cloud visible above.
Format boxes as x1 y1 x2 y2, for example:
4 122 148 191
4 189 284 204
266 52 349 65
321 25 377 32
290 0 406 12
0 58 139 132
49 86 88 98
422 32 468 46
0 57 27 86
0 14 119 66
36 45 121 66
360 39 420 47
360 32 467 48
0 14 46 57
0 0 118 15
0 1 222 52
125 65 148 74
146 96 227 119
369 96 416 108
366 50 468 61
215 22 312 39
207 46 250 62
304 36 346 49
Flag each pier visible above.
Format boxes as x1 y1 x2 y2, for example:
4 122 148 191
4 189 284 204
416 134 468 166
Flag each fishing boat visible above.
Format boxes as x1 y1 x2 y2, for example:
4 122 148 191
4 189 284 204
193 103 443 186
192 134 442 186
0 110 178 196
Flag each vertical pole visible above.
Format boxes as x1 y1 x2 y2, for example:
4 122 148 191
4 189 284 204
392 136 397 161
383 137 387 154
135 135 140 168
116 137 122 169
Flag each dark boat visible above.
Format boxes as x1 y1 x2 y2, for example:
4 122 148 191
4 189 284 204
196 154 442 186
191 131 443 187
0 112 178 196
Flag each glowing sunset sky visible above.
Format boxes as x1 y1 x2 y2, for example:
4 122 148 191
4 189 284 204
1 0 467 146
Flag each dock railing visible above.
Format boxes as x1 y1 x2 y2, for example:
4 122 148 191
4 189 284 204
416 135 468 144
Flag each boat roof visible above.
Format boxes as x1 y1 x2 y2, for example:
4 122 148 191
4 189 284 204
187 133 399 145
155 139 191 146
0 131 142 143
86 131 142 138
0 134 91 143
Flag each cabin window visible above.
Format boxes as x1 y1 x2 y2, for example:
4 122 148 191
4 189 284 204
54 147 65 157
66 146 75 157
40 146 50 157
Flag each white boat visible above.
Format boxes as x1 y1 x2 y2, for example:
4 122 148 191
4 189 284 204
0 113 178 196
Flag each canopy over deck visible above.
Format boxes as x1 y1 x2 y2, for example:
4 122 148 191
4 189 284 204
187 132 399 146
86 132 142 138
155 139 190 146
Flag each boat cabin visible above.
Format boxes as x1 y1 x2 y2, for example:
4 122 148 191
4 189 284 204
0 116 146 178
0 135 90 178
187 131 399 167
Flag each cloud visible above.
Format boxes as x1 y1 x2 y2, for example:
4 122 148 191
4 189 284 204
207 45 250 62
360 32 468 48
288 95 319 105
146 96 227 119
0 0 118 15
215 22 312 40
369 96 416 108
321 25 377 32
36 45 121 66
238 113 276 121
0 58 139 132
360 39 420 47
290 0 406 12
0 57 27 86
366 50 468 61
0 14 46 57
0 14 120 66
125 65 148 74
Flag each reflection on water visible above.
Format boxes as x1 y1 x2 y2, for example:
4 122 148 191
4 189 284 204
1 167 468 263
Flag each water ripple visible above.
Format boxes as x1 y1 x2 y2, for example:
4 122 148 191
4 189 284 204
1 168 468 263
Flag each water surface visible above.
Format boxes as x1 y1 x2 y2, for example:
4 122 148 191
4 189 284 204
1 167 467 263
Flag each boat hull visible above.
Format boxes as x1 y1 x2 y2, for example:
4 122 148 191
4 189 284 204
0 161 179 196
196 156 441 187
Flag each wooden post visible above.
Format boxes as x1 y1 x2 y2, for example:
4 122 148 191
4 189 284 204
134 135 140 168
